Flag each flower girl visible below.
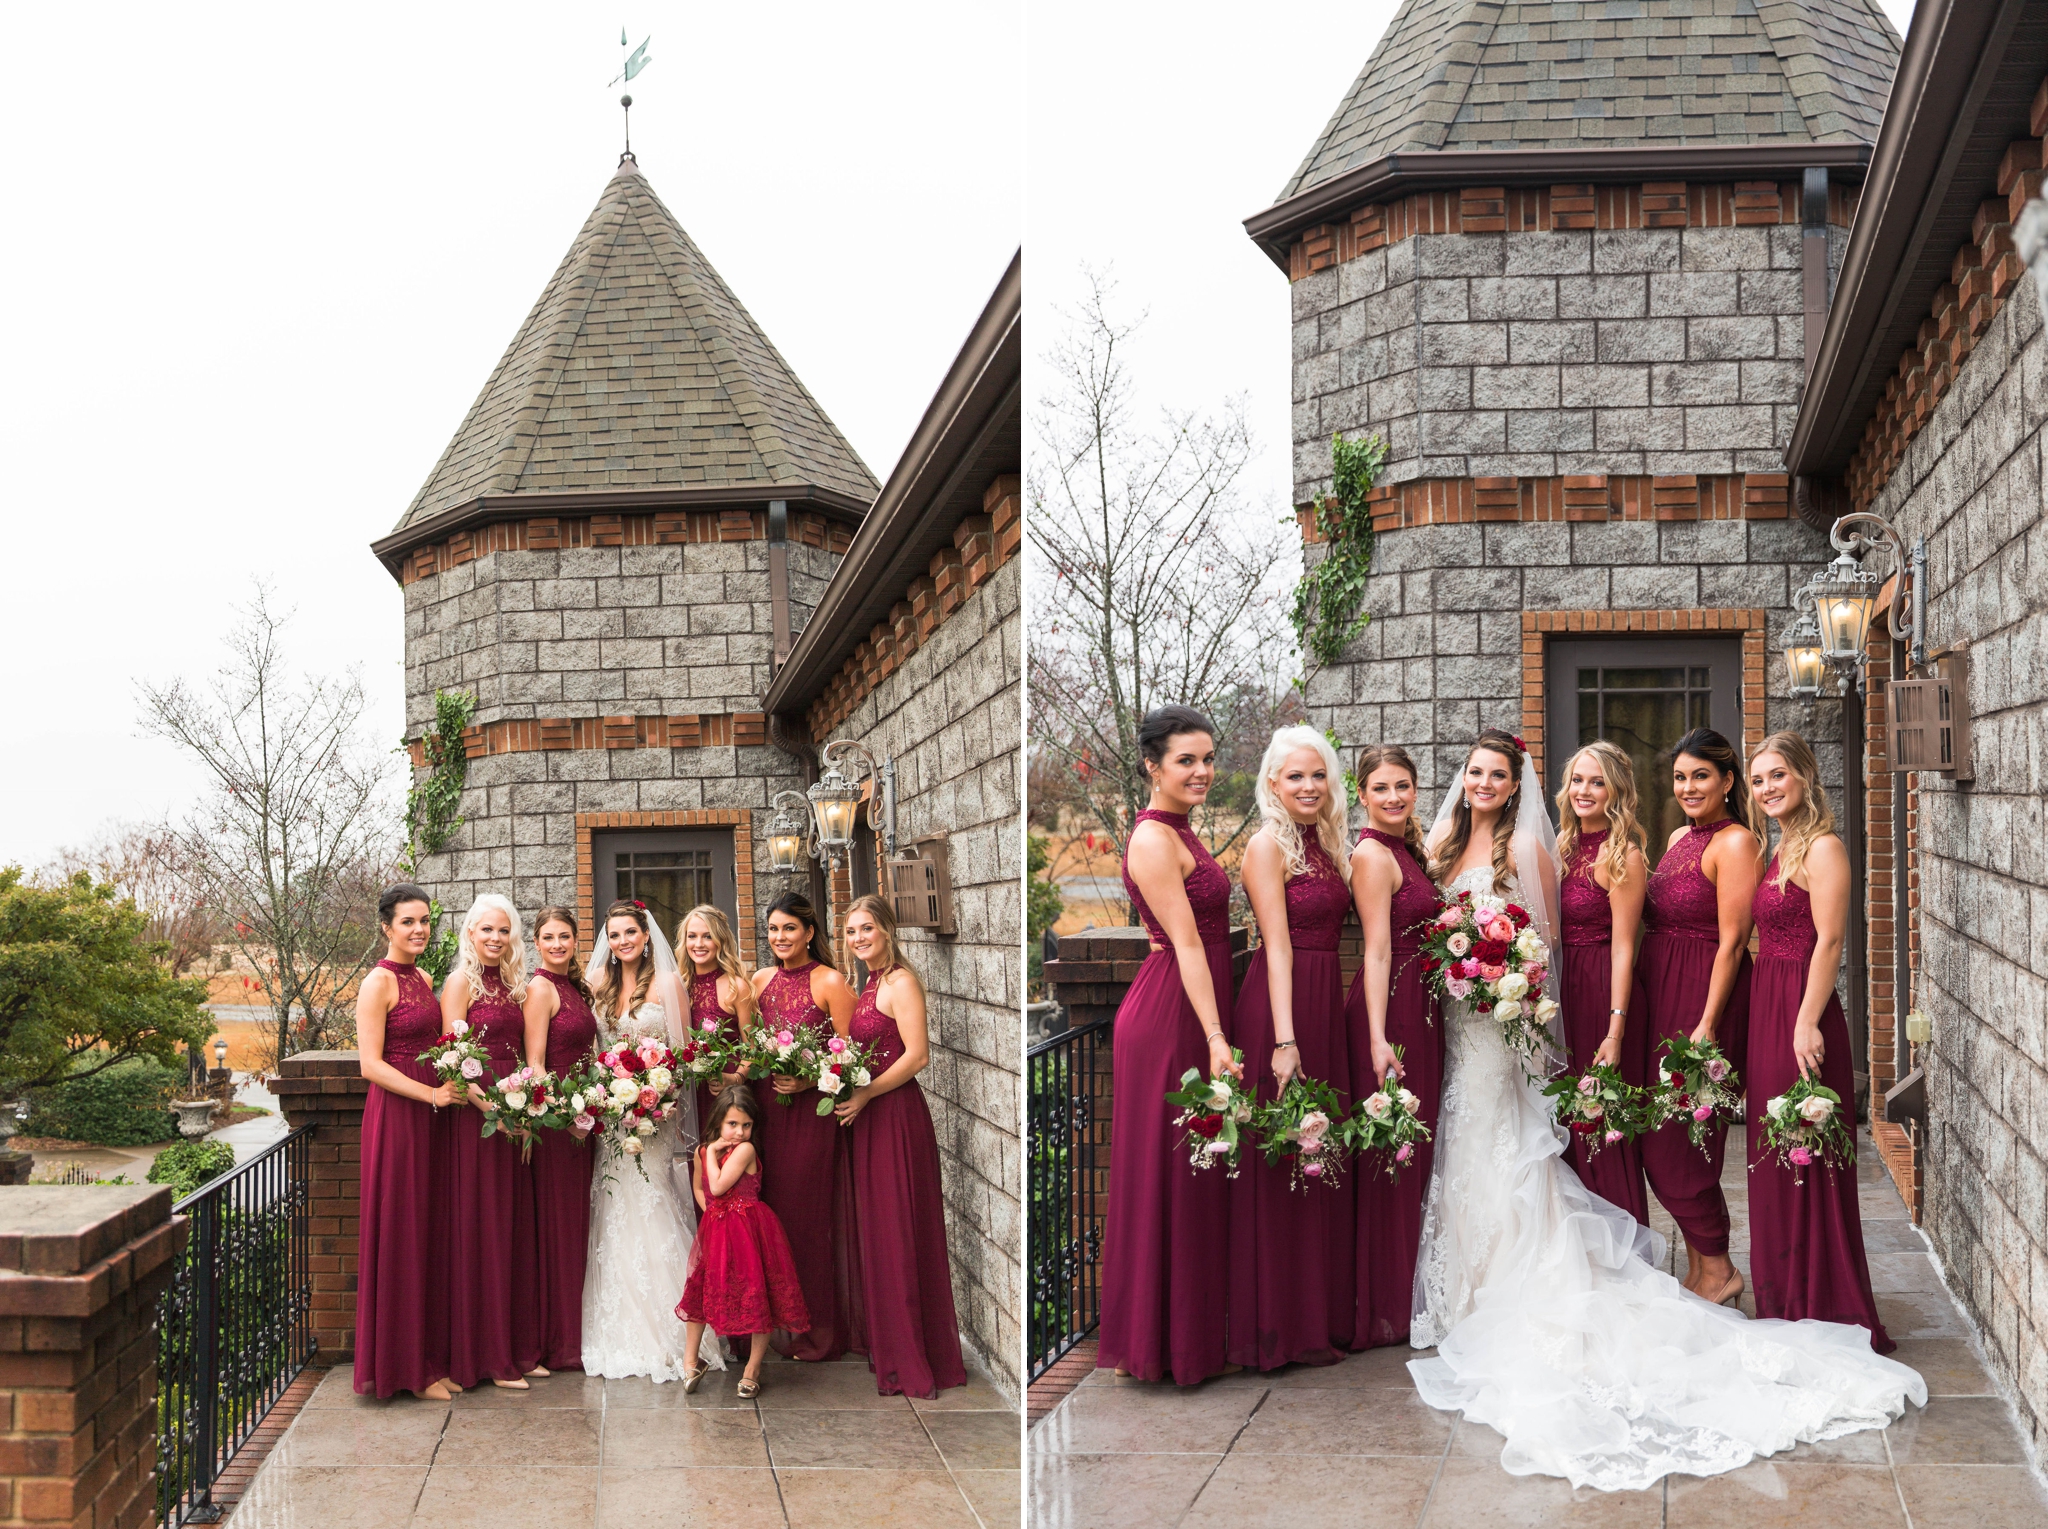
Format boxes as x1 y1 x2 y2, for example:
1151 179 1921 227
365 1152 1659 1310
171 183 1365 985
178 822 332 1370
677 1086 813 1399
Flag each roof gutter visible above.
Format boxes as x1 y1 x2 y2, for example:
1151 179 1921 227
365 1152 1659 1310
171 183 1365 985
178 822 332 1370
367 483 873 580
1244 141 1876 270
1785 0 2023 476
761 250 1022 720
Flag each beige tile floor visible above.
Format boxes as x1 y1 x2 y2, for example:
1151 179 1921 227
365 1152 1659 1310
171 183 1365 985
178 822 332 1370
224 1355 1020 1529
1030 1136 2048 1527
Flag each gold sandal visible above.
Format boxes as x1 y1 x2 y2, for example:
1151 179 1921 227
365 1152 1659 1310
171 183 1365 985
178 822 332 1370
736 1374 762 1399
682 1362 708 1394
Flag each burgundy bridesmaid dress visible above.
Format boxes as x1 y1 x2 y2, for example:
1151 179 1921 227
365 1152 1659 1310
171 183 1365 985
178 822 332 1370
753 962 850 1362
1637 818 1750 1256
1344 828 1445 1349
439 967 544 1386
530 969 597 1371
1227 835 1355 1369
354 959 450 1396
844 971 967 1396
689 969 742 1137
1745 864 1895 1352
1558 831 1651 1226
1097 807 1234 1384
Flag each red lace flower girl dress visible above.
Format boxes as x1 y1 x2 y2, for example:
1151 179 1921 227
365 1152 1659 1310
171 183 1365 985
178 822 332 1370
675 1144 813 1337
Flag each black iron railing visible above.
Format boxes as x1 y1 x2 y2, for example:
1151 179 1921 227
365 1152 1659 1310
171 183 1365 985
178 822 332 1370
1027 1013 1111 1382
157 1125 315 1527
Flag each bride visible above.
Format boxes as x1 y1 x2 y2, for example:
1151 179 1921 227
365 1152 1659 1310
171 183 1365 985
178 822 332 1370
580 899 726 1382
1407 728 1923 1491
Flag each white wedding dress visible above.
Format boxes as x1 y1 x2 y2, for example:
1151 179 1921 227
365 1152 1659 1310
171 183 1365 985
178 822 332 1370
579 994 724 1381
1407 865 1925 1491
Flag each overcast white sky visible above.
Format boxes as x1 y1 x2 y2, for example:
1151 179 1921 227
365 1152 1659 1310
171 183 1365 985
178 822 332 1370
0 2 1019 868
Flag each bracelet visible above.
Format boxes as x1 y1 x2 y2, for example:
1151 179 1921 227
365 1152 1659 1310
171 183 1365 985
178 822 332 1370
1204 1029 1223 1042
1610 1008 1627 1018
1273 1040 1297 1050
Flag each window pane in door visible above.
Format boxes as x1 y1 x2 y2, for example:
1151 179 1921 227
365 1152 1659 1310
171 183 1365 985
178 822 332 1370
613 849 714 944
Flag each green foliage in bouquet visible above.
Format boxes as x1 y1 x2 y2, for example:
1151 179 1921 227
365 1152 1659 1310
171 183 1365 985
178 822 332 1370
1164 1050 1255 1176
1344 1049 1432 1178
1248 1073 1349 1191
1756 1077 1853 1185
1542 1061 1648 1160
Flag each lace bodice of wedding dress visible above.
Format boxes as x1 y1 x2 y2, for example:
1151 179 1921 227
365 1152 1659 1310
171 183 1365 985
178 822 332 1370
1407 866 1924 1491
581 997 723 1380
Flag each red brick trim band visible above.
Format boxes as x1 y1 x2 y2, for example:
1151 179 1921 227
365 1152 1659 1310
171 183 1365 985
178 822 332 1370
400 508 853 586
574 810 757 968
1300 473 1788 537
804 474 1019 740
406 713 766 765
1519 609 1768 786
1289 180 1858 279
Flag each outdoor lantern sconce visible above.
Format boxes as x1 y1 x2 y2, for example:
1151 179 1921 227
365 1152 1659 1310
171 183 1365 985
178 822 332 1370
766 791 814 878
1792 510 1925 699
1784 599 1827 706
810 740 897 865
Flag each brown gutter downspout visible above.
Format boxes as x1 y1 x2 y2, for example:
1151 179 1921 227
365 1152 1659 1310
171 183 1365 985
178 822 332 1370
768 500 793 670
1803 168 1831 381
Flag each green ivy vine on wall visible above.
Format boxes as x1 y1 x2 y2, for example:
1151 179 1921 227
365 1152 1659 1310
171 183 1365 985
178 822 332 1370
1290 431 1389 670
399 689 477 876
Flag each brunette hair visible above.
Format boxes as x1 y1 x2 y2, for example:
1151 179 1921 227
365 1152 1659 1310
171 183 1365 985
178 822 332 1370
1136 705 1216 780
590 899 654 1018
1354 744 1427 865
1669 727 1768 853
704 1084 761 1146
765 892 831 967
377 883 432 928
1428 728 1525 894
1553 741 1646 887
1751 731 1836 890
844 893 924 995
531 904 593 1006
679 904 752 1020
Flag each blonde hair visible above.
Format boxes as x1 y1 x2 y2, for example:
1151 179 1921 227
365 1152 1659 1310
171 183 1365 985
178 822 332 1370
1355 744 1427 866
590 900 654 1019
1429 728 1525 893
679 904 751 1015
844 894 923 994
1553 741 1646 887
455 893 529 1009
1751 731 1836 890
1253 726 1348 879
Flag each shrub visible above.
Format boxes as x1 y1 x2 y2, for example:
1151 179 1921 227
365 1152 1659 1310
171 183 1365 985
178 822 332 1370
147 1140 236 1200
24 1056 181 1146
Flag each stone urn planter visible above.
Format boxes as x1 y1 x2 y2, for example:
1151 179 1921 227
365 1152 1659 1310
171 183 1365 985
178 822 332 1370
173 1099 220 1139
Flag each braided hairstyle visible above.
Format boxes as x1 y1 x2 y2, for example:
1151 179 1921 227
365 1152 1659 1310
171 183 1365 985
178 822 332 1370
1428 728 1526 894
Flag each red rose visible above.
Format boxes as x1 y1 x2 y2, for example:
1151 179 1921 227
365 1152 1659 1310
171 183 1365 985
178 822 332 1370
1420 956 1440 972
1505 904 1530 929
1476 1001 1493 1013
1475 939 1509 965
1189 1115 1223 1139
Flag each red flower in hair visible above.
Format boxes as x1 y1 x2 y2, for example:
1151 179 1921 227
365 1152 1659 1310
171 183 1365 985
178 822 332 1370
632 900 647 911
1513 735 1526 752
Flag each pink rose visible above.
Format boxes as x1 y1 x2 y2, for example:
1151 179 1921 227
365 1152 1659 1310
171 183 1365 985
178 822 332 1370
1705 1058 1730 1082
1457 959 1480 979
1482 917 1514 943
1692 1105 1713 1122
1445 977 1473 1000
1436 906 1464 928
1303 1162 1323 1179
1576 1075 1598 1095
1604 1129 1623 1145
828 1036 847 1053
1477 963 1506 982
776 1029 796 1048
638 1086 660 1110
1446 932 1471 957
1789 1146 1813 1166
1395 1143 1414 1163
1524 964 1548 988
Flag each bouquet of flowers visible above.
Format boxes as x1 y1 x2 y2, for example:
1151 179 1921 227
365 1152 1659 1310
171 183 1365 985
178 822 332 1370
578 1037 683 1180
1163 1051 1256 1177
808 1033 879 1120
478 1065 571 1158
1416 890 1558 1065
1344 1051 1432 1178
732 1022 828 1106
1646 1035 1742 1154
1756 1078 1852 1185
1540 1061 1646 1161
674 1016 733 1089
417 1018 493 1095
1248 1075 1349 1191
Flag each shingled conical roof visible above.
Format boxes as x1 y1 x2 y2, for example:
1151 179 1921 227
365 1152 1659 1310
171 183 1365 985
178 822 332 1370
1283 0 1901 200
396 157 877 531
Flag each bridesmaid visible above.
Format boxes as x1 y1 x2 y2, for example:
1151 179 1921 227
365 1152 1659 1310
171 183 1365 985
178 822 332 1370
1097 704 1240 1385
1746 733 1894 1351
1638 727 1762 1306
1227 726 1354 1370
438 894 547 1388
682 905 755 1137
521 905 599 1374
352 883 460 1399
834 895 968 1397
750 892 857 1362
1345 744 1443 1349
1553 743 1652 1227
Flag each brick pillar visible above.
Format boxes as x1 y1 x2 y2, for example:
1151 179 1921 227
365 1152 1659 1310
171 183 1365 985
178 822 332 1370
0 1185 186 1529
271 1052 368 1365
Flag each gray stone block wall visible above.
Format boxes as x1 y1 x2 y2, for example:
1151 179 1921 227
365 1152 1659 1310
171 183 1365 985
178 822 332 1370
1293 226 1810 498
402 539 843 732
824 558 1022 1405
1867 269 2048 1455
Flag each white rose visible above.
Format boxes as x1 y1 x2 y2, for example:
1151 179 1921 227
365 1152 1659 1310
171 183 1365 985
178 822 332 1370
1513 929 1545 961
527 1102 545 1117
1397 1088 1420 1113
635 1118 657 1137
1363 1092 1391 1120
852 1068 871 1087
816 1071 843 1096
503 1090 527 1112
1233 1103 1253 1124
1493 998 1522 1023
1495 972 1529 1002
1768 1096 1792 1122
646 1067 674 1094
623 1138 644 1156
449 1018 470 1038
1206 1080 1233 1110
1799 1095 1835 1124
1533 997 1560 1023
609 1078 639 1103
1445 932 1471 957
